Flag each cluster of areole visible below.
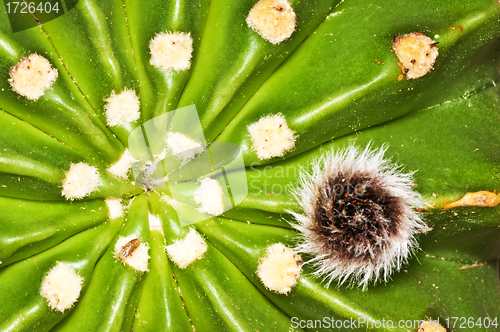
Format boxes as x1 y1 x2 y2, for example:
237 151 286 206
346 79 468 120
6 0 440 317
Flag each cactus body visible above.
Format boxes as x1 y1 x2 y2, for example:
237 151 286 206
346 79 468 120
0 0 499 331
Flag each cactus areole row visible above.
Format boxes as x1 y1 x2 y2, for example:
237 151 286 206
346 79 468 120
0 0 499 331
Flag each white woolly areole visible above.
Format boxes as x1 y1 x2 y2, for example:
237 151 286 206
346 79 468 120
418 319 447 332
9 53 58 100
148 212 163 233
150 32 193 71
62 163 100 200
161 195 181 208
105 198 123 219
246 0 296 44
41 262 83 312
104 89 140 127
114 236 150 272
165 132 204 162
194 178 224 216
248 113 295 160
107 149 135 178
257 243 302 294
392 32 438 79
166 228 208 269
290 144 429 290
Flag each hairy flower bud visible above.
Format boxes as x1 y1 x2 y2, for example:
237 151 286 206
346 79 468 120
291 145 429 289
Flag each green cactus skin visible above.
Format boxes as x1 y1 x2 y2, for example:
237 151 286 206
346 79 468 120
217 0 500 166
0 0 499 331
0 197 109 267
51 195 150 332
132 229 192 332
0 218 121 331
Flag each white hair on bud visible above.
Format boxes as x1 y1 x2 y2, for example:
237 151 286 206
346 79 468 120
9 53 58 100
114 236 150 272
148 212 163 234
41 262 83 312
166 228 207 269
193 178 224 216
256 243 303 294
107 149 135 178
62 163 100 200
165 132 204 163
105 198 123 219
290 144 429 290
104 89 140 127
248 113 295 160
246 0 296 44
149 32 193 71
161 195 181 208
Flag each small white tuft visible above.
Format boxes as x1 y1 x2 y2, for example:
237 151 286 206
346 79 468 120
194 178 224 216
290 144 429 290
114 236 150 272
105 198 123 219
9 53 58 100
246 0 296 44
148 212 163 234
161 195 182 209
248 113 295 160
62 163 100 200
150 32 193 71
166 228 208 269
107 149 135 178
104 89 140 127
165 132 204 163
41 262 83 312
418 319 447 332
257 243 302 294
392 32 438 79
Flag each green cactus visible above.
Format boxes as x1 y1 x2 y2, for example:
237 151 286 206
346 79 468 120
0 0 499 331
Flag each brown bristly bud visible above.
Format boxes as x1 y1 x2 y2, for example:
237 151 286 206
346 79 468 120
290 144 429 289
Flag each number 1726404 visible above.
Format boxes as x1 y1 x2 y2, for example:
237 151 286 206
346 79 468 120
445 317 498 330
5 1 60 14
